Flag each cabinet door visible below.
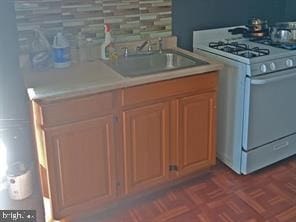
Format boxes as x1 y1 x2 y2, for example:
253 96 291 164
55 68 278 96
177 92 216 176
44 116 116 219
123 102 170 194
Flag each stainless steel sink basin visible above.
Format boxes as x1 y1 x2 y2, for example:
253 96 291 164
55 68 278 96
107 50 209 77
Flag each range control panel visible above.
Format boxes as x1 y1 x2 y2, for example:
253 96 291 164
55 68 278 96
251 56 296 75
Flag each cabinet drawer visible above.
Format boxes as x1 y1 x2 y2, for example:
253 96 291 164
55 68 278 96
40 92 113 127
121 72 218 107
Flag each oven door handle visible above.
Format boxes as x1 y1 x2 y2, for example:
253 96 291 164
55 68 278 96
251 71 296 85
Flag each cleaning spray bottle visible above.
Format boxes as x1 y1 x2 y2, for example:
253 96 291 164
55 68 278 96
101 24 112 60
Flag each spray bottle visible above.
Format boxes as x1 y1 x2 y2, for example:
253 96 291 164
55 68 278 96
101 24 112 60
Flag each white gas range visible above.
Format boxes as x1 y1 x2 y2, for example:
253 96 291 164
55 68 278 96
193 27 296 174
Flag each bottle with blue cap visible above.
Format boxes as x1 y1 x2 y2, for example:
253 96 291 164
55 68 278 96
52 32 71 68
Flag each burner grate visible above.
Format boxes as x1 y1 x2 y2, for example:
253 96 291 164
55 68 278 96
209 41 270 58
251 37 296 50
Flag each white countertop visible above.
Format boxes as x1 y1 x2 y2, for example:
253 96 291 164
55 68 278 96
22 47 222 102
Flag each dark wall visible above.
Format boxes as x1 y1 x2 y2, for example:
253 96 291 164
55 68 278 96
285 0 296 21
172 0 287 50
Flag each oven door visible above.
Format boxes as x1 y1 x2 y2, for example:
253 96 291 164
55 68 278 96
243 69 296 150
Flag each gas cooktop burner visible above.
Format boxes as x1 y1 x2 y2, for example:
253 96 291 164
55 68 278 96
251 37 296 50
209 41 270 58
238 51 258 58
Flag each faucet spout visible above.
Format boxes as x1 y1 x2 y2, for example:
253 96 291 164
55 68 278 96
136 40 150 52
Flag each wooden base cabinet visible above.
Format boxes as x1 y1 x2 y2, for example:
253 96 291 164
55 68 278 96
32 92 118 220
121 72 218 193
32 72 218 221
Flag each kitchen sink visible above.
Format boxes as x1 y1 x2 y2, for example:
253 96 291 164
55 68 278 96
107 50 209 77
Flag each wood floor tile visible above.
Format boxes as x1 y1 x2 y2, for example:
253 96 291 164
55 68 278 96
81 155 296 222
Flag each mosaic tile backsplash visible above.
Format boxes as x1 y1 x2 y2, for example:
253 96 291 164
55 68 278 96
15 0 172 53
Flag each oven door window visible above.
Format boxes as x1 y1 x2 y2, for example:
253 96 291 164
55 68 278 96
243 70 296 150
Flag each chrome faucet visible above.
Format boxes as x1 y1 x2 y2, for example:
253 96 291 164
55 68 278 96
159 37 163 53
122 47 129 57
136 40 151 52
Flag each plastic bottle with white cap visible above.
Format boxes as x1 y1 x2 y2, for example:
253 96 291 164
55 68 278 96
52 32 71 68
29 29 52 70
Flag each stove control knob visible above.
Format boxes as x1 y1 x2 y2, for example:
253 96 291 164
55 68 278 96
260 64 267 73
270 62 276 71
286 59 293 67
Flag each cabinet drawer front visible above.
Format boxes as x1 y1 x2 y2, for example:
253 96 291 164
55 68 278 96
40 92 113 127
121 72 217 107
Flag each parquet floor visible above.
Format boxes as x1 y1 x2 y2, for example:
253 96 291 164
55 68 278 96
86 156 296 222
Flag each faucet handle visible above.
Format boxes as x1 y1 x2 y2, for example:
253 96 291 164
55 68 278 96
148 45 152 52
147 40 152 52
